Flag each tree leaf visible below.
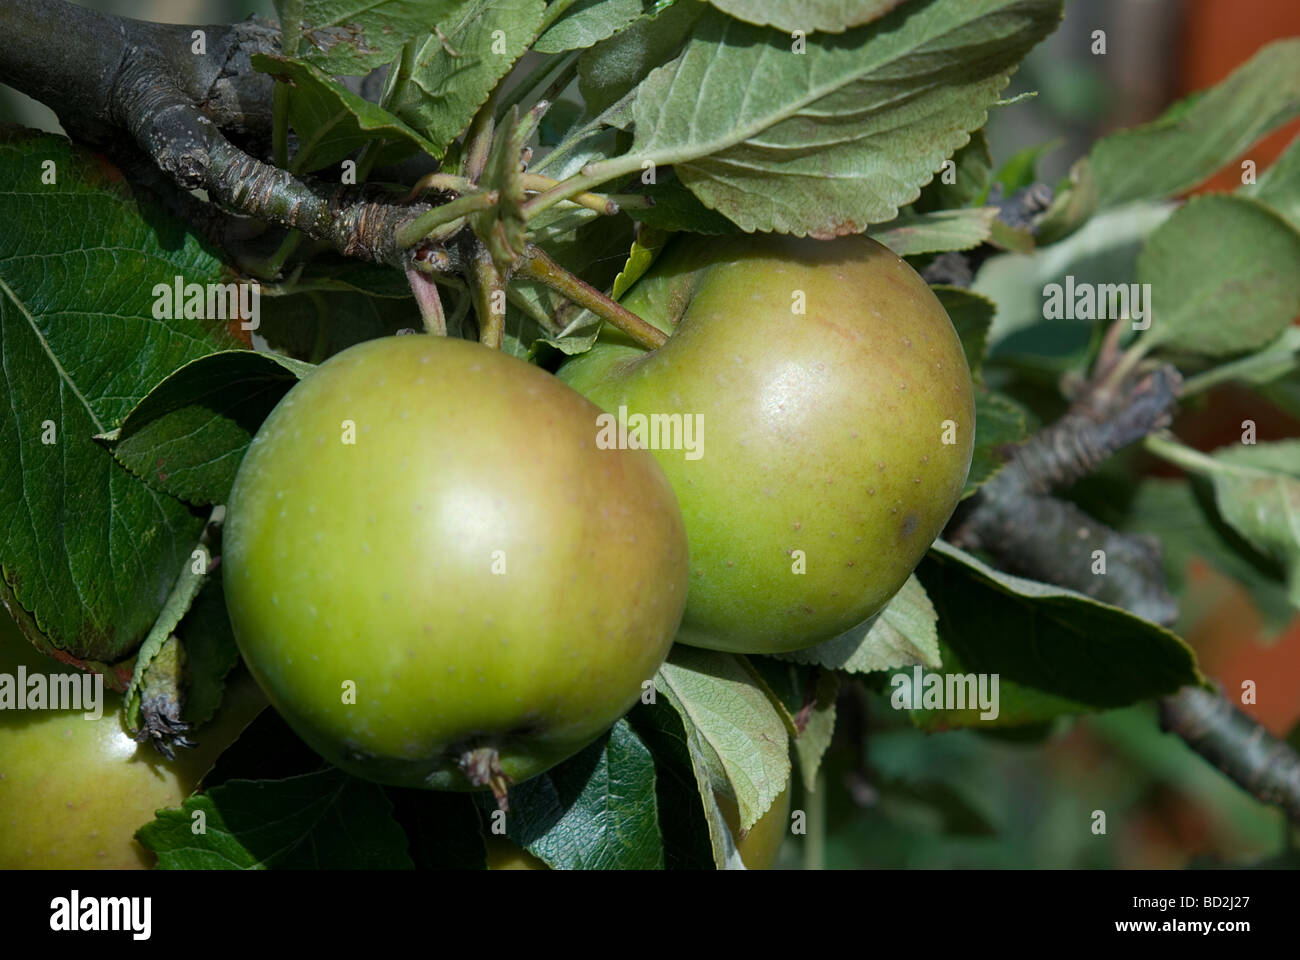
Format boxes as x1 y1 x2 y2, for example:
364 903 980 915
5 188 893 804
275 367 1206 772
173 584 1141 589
628 171 742 233
776 574 940 673
990 137 1061 198
485 720 664 869
576 0 705 116
625 0 1063 236
913 129 994 213
1137 194 1300 358
908 540 1205 730
392 0 546 154
1241 132 1300 234
284 0 461 76
870 208 998 257
707 0 909 33
386 790 487 869
110 351 313 506
655 645 790 832
933 286 994 381
744 657 837 792
0 130 242 666
1120 478 1295 638
1089 39 1300 209
259 288 421 361
626 698 720 869
972 201 1175 347
965 390 1027 498
138 768 412 868
251 55 439 170
1207 440 1300 606
535 0 652 53
174 576 242 727
611 225 670 299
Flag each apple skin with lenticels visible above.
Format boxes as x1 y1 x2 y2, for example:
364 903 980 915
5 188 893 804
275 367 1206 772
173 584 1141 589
222 335 689 795
0 611 266 869
559 233 975 654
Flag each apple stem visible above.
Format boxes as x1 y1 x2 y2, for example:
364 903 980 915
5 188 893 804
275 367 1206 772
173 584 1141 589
460 747 513 811
519 245 668 351
471 245 507 349
405 266 447 335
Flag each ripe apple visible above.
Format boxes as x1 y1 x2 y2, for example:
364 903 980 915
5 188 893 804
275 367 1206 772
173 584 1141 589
223 335 689 797
0 612 266 869
717 785 792 870
560 234 974 653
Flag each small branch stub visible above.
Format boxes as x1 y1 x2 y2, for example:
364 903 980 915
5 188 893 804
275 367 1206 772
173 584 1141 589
460 746 512 811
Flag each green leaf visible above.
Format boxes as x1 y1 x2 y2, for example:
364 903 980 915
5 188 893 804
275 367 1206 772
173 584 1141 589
109 351 313 506
1206 440 1300 606
628 172 742 233
913 129 994 213
535 0 652 53
0 130 242 667
745 657 838 792
933 287 994 381
1090 39 1300 209
259 288 420 362
870 208 997 257
707 0 909 33
539 98 584 146
392 0 546 154
123 536 214 727
488 720 664 869
576 0 705 116
1240 132 1300 234
625 0 1063 236
909 540 1204 730
1034 155 1098 245
1183 327 1300 395
625 698 719 869
386 790 487 869
1136 194 1300 358
990 138 1062 198
284 0 459 76
776 574 940 673
138 768 413 868
1121 478 1295 638
611 226 670 299
656 645 790 832
965 390 1027 498
972 201 1175 347
251 55 440 170
174 577 242 727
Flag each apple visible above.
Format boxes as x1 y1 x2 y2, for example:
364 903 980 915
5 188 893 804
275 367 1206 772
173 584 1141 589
560 234 974 653
223 335 689 798
717 785 792 870
0 612 266 869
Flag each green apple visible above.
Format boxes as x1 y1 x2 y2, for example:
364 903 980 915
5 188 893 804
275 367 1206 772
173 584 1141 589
223 335 689 797
0 612 266 869
717 785 792 870
560 234 974 653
